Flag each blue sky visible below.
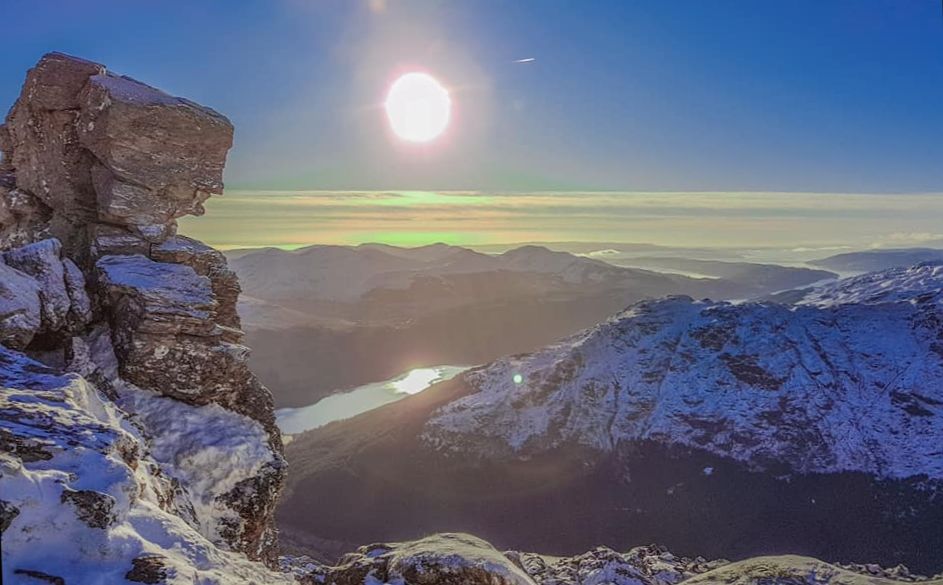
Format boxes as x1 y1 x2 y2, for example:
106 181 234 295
3 1 943 192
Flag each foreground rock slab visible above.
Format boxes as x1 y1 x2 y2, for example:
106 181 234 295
284 534 943 585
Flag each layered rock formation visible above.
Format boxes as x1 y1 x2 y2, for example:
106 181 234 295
0 52 285 581
0 52 232 254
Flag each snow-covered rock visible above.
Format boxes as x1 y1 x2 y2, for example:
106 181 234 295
510 544 726 585
309 533 538 585
0 262 42 348
0 346 293 584
290 536 942 585
3 238 91 335
681 556 942 585
798 261 943 308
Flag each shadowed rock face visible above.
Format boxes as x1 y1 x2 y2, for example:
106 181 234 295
125 555 170 584
59 488 117 529
0 52 283 569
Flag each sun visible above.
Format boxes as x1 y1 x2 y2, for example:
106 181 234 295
384 72 451 143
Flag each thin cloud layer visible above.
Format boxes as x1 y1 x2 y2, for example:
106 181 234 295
179 190 943 250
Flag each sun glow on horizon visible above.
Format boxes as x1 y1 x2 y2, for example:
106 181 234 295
384 72 451 143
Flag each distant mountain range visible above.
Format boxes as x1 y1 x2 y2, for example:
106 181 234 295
228 244 835 407
810 248 943 273
279 262 943 573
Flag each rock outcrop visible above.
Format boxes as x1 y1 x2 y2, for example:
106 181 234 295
317 533 536 585
0 346 292 584
283 535 943 585
0 52 232 255
0 52 285 581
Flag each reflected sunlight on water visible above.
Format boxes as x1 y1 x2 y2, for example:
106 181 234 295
276 365 470 435
392 368 446 395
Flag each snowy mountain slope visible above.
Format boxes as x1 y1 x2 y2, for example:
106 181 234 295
424 262 943 478
799 261 943 307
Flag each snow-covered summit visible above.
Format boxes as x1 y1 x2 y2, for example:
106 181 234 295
799 261 943 307
424 264 943 479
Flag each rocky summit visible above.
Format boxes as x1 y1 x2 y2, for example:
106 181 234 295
2 53 940 585
1 52 286 582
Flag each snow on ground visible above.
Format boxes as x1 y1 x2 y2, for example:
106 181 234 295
0 346 292 584
116 383 275 545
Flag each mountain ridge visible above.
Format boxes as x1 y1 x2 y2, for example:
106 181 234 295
280 261 943 573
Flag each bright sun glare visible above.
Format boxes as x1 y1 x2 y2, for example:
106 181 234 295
385 72 451 143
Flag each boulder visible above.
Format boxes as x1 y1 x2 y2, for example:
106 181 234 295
95 253 277 432
1 52 234 253
2 238 91 335
151 235 242 330
324 533 537 585
77 72 233 239
88 223 151 258
0 262 41 349
60 488 117 529
0 500 20 533
510 544 727 585
96 254 217 337
1 54 102 254
126 554 171 584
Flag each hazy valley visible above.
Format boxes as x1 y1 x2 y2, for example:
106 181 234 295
230 243 836 407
